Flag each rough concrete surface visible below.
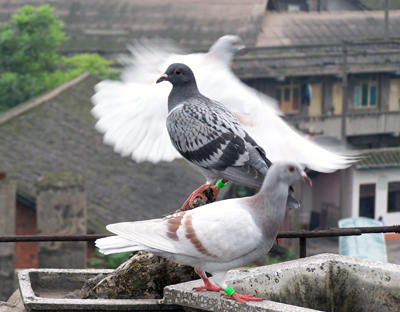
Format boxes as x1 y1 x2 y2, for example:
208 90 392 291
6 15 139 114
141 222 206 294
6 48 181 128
164 253 400 312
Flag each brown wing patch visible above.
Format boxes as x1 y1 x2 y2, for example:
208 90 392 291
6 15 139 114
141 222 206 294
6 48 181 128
165 212 184 240
184 214 218 259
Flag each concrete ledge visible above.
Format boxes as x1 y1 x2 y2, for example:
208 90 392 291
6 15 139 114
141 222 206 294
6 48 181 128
17 254 400 312
18 269 182 311
163 253 400 312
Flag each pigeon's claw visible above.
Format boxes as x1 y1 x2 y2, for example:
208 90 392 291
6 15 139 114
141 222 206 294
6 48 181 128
194 268 223 292
224 293 264 304
181 183 212 210
194 283 223 292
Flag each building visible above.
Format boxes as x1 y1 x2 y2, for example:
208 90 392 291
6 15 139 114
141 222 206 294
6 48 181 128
231 9 400 227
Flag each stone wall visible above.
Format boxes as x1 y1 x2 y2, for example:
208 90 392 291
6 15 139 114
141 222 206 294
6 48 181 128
36 172 87 269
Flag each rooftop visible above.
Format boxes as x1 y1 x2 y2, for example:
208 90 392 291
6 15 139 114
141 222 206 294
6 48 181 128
354 147 400 170
257 10 400 47
0 73 204 234
0 0 266 51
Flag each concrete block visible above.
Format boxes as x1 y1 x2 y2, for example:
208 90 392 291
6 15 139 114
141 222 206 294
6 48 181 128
36 173 86 269
18 269 184 311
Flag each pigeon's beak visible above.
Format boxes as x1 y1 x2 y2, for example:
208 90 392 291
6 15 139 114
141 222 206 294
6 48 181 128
301 171 312 186
156 74 168 84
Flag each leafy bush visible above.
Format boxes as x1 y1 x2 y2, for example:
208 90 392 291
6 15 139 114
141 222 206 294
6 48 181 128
0 5 120 112
0 4 66 74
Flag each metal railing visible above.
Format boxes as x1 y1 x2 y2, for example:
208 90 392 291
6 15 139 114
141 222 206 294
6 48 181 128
1 225 399 259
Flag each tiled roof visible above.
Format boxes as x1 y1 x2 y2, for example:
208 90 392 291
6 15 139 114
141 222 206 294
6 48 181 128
358 0 400 10
354 147 400 170
0 74 205 233
0 0 266 51
257 10 400 47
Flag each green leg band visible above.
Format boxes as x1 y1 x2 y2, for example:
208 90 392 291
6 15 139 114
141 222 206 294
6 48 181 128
216 179 227 190
224 286 235 297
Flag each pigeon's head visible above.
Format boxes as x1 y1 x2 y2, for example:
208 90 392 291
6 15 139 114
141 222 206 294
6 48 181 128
208 35 246 64
156 63 196 87
270 161 312 187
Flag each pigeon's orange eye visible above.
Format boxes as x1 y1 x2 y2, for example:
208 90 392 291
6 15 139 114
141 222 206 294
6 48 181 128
175 69 182 75
287 166 296 173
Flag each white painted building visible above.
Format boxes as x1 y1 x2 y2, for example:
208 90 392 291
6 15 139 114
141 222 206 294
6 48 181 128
351 148 400 226
300 147 400 228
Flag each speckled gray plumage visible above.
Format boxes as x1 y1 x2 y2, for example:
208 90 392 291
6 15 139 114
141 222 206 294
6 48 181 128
162 64 271 188
167 92 269 189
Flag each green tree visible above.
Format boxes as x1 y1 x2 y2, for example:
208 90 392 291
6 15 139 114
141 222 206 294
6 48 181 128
0 5 119 112
0 4 66 74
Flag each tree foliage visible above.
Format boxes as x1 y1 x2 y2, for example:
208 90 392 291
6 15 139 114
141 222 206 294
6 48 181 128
0 4 66 74
0 5 119 112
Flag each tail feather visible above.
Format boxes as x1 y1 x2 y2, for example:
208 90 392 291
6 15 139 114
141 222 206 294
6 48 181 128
95 236 143 255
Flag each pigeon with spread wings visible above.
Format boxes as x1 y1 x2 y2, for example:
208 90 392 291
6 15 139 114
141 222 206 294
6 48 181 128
91 35 355 171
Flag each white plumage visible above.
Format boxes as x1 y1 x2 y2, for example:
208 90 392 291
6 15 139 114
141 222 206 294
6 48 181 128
91 35 355 172
96 161 312 303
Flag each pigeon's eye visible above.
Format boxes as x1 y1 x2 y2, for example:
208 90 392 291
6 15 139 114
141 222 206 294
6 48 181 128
174 69 182 75
287 166 296 173
232 41 238 46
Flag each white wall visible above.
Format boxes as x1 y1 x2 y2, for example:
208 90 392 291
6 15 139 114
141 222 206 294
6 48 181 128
351 168 400 226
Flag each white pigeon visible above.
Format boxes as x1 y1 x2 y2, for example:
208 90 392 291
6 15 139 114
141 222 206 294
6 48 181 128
91 35 355 171
96 161 312 303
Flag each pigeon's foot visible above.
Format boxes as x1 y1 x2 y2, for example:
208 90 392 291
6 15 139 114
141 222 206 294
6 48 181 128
194 282 223 292
194 268 223 292
181 183 212 210
223 293 263 304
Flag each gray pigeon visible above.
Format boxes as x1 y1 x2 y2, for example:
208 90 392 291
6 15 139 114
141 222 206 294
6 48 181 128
96 161 312 303
156 63 299 209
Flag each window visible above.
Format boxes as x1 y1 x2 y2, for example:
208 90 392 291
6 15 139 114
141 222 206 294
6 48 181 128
353 81 377 108
275 79 300 114
388 182 400 213
359 184 375 219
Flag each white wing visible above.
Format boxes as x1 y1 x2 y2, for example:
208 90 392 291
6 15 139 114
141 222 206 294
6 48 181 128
91 37 356 171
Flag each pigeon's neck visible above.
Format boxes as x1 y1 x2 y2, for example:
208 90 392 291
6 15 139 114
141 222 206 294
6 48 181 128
249 178 288 227
168 83 200 112
207 49 233 66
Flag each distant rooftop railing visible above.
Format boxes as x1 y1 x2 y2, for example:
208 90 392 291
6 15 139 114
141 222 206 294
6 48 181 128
1 225 399 259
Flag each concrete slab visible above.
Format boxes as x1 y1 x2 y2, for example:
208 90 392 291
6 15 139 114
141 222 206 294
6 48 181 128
163 253 400 312
18 269 183 311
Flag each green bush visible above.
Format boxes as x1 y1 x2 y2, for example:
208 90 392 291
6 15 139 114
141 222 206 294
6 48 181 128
0 4 120 112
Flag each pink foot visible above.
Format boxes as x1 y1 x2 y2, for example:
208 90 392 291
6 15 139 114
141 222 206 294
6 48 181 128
181 184 210 210
194 282 223 292
224 293 263 304
181 179 229 210
194 268 223 292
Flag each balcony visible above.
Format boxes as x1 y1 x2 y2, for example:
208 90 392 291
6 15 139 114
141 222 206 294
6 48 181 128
284 110 400 139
